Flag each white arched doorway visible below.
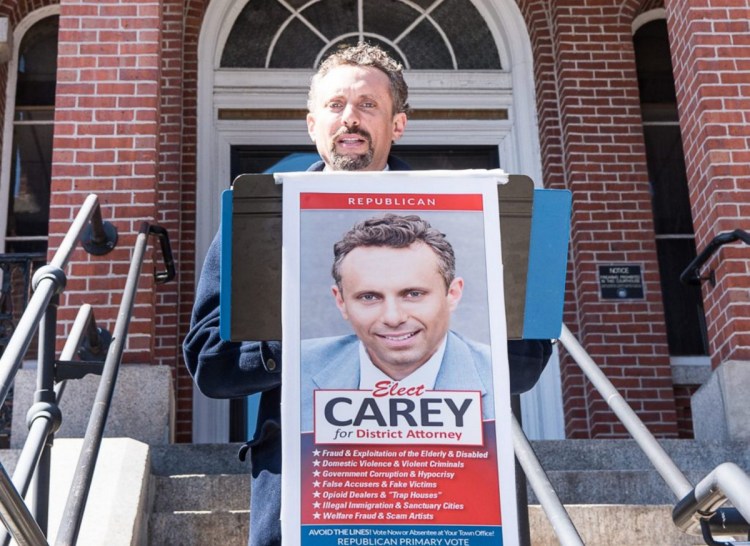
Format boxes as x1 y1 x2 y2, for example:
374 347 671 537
194 0 564 442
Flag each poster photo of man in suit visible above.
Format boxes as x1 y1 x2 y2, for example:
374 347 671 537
300 212 495 433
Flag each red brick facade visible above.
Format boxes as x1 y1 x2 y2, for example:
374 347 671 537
52 0 162 359
517 0 679 438
666 0 750 367
1 0 747 443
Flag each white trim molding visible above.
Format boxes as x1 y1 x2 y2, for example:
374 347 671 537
194 0 561 442
632 8 666 34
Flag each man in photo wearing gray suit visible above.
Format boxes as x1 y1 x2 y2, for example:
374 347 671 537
301 213 494 432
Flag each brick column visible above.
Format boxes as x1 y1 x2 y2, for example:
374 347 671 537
51 0 162 362
519 0 679 438
161 0 205 442
666 0 750 441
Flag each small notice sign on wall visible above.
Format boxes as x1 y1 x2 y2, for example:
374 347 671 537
599 265 644 299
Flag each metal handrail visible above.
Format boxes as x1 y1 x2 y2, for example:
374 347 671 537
680 229 750 286
0 194 114 540
0 464 45 545
0 194 174 545
55 222 157 545
673 463 750 536
558 324 750 541
0 306 100 546
512 416 584 545
0 195 109 410
558 325 694 498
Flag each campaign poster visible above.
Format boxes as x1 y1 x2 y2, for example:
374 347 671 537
281 171 517 546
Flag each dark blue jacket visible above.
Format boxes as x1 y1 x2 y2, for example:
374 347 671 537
183 156 551 546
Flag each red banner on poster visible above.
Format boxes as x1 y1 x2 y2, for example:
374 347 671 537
300 193 484 211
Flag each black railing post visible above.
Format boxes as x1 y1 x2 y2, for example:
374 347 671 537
55 223 151 546
80 204 117 257
0 195 124 544
29 293 60 537
0 198 174 544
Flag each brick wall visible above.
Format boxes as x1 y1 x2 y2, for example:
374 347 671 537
518 0 679 438
169 0 206 442
21 0 737 443
673 383 698 438
0 0 201 444
32 0 749 444
51 0 162 361
665 0 750 367
515 0 588 434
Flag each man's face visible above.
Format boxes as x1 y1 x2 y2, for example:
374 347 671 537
332 242 463 379
307 65 407 171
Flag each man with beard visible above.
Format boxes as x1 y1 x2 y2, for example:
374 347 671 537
184 43 551 546
304 43 408 172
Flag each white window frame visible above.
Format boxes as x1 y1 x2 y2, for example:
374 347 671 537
0 5 60 254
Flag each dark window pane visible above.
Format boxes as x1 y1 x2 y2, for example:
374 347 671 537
643 124 693 235
3 241 47 254
398 19 454 69
655 239 709 356
432 0 501 69
220 0 291 68
231 145 318 178
15 16 58 108
14 108 54 122
303 0 358 43
364 0 419 42
231 144 499 179
8 123 53 238
634 17 708 357
269 19 325 68
7 15 57 255
220 0 501 70
391 145 500 170
633 19 677 108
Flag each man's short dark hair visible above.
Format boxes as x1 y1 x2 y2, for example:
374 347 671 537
308 42 409 116
332 214 455 291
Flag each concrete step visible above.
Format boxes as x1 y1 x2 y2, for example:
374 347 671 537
529 505 711 546
151 473 250 512
527 469 701 505
148 444 251 545
148 503 710 546
529 439 749 472
1 440 149 545
0 448 22 475
150 442 247 476
526 439 750 505
143 441 749 545
148 510 249 546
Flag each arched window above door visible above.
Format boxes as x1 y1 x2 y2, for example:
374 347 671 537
0 11 59 254
220 0 502 70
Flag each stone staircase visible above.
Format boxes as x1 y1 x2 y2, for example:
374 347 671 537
145 439 749 546
148 443 250 545
0 439 746 544
526 439 749 545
